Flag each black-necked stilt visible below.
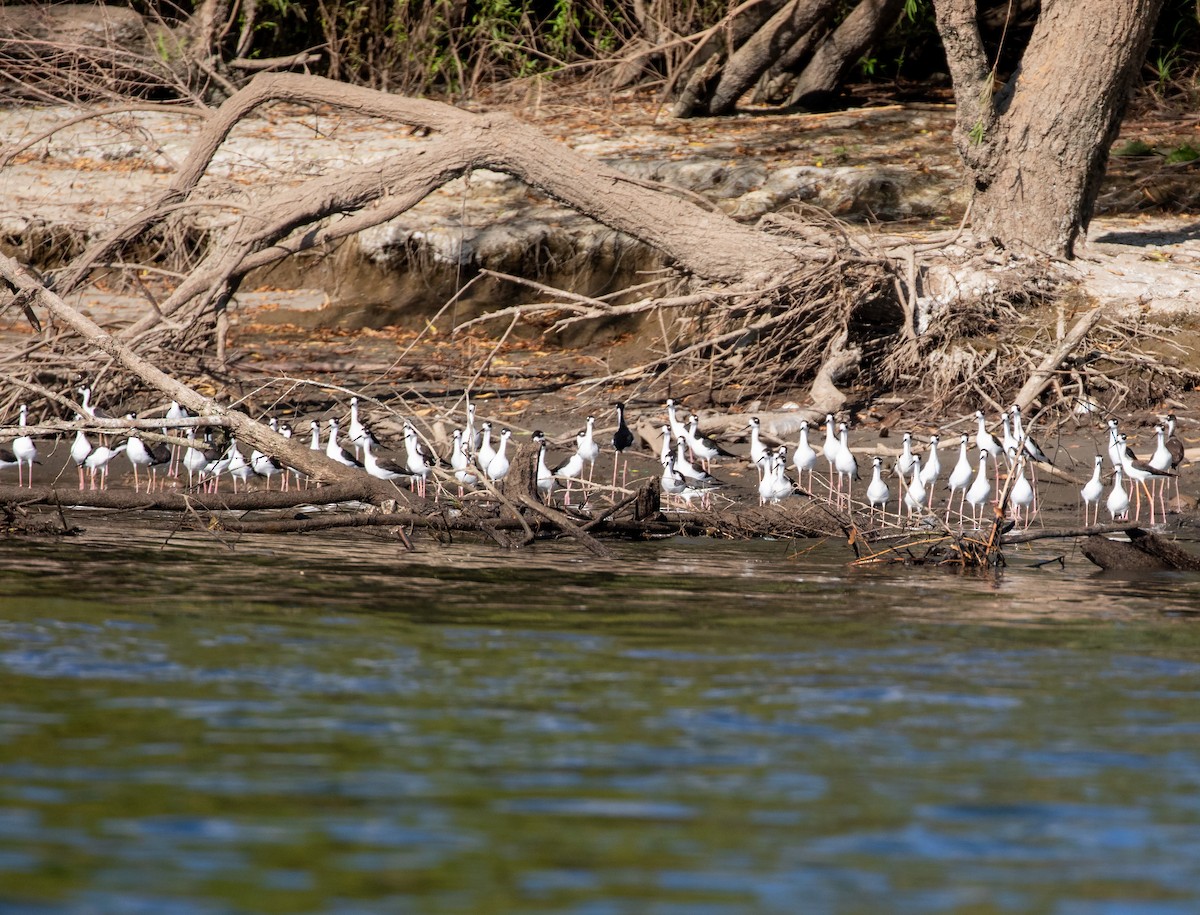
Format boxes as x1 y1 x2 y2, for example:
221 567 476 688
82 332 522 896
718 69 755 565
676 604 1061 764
1166 413 1185 504
70 426 92 491
348 397 380 459
553 434 587 507
1007 449 1035 528
450 429 478 495
834 422 859 511
362 437 406 483
164 400 187 476
227 440 254 492
11 404 37 488
793 420 817 493
661 452 686 505
758 446 795 505
1001 411 1018 463
126 426 170 493
1118 433 1172 524
822 414 838 494
1081 455 1104 526
77 386 109 421
674 436 721 507
964 450 991 528
687 413 733 473
85 442 127 490
904 456 926 520
969 410 998 463
182 430 208 489
866 455 890 522
476 421 496 474
673 436 719 487
486 429 512 483
945 432 973 523
919 434 941 507
402 421 435 498
1107 466 1129 520
577 416 600 483
748 416 769 479
611 402 635 488
1011 406 1052 466
464 401 480 454
1106 419 1124 470
1149 423 1174 517
251 446 286 491
894 432 917 485
533 432 555 503
326 419 363 469
665 399 688 449
657 424 673 465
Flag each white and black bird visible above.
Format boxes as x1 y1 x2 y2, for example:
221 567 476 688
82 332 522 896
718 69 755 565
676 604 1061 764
904 456 926 519
553 433 588 507
476 422 496 475
964 450 992 527
577 415 600 483
1080 455 1104 526
362 437 407 483
919 434 941 506
125 423 171 493
687 413 733 472
894 431 917 484
226 440 255 492
347 396 381 458
1007 449 1035 528
403 422 437 498
84 442 127 491
450 429 478 495
945 432 973 524
326 419 363 469
485 429 512 483
70 426 92 491
866 456 891 522
793 420 818 493
1107 466 1130 521
833 422 859 510
533 432 555 503
748 416 769 478
11 404 37 488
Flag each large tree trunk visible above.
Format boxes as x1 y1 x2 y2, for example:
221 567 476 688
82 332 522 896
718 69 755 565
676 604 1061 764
788 0 907 108
934 0 1164 258
682 0 837 117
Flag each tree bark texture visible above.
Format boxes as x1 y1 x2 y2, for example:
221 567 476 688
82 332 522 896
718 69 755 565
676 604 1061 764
788 0 907 107
670 0 789 116
705 0 837 115
934 0 1164 258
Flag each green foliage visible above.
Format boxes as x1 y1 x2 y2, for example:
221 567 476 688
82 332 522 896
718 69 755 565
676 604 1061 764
1164 143 1199 164
1113 139 1155 157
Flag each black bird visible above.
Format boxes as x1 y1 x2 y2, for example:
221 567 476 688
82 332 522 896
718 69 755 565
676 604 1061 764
611 402 636 488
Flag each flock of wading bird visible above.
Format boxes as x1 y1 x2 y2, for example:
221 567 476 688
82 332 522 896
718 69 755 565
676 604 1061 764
0 388 1189 530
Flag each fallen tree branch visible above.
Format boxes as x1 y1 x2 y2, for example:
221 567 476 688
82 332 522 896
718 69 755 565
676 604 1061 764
1013 304 1105 410
0 481 388 512
518 493 616 558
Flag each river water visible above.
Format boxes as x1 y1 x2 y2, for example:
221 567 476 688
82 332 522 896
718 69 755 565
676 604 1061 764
1 520 1199 913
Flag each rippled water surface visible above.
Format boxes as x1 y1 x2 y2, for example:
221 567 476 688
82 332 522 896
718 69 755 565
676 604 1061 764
2 520 1200 914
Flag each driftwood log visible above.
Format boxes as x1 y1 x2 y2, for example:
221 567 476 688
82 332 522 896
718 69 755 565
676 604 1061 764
1081 529 1200 572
